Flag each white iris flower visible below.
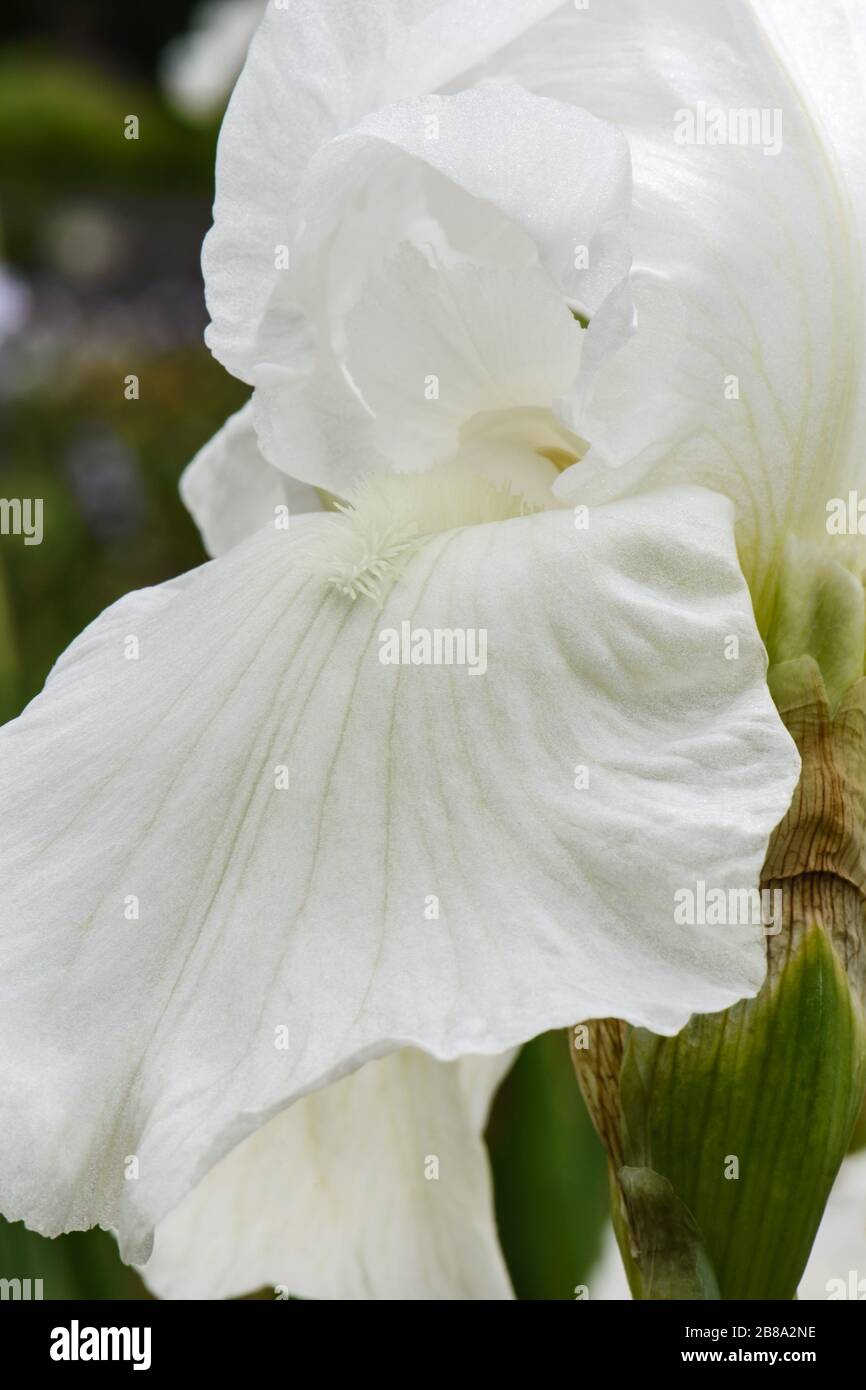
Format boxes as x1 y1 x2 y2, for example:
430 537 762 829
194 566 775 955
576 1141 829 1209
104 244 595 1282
2 0 864 1299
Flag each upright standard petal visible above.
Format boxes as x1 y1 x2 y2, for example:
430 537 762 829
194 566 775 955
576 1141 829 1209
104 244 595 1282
203 0 563 376
142 1050 515 1300
292 85 630 315
465 0 866 621
246 84 630 495
0 485 797 1261
254 245 585 502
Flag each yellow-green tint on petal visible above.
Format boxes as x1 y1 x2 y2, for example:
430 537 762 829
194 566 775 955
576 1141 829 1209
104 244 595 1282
536 446 580 472
765 536 866 712
299 462 544 603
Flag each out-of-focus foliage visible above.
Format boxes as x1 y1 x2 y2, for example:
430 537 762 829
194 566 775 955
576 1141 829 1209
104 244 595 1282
0 1218 147 1300
488 1031 609 1299
0 50 217 197
0 351 245 714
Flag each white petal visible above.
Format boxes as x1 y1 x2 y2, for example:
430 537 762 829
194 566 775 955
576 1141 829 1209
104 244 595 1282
586 1224 630 1301
556 273 690 479
250 354 384 508
142 1049 514 1300
248 84 629 491
751 1 866 276
347 247 583 464
0 486 797 1260
180 401 322 558
203 0 564 377
468 0 866 619
256 244 584 499
797 1151 866 1300
294 86 630 315
746 0 866 512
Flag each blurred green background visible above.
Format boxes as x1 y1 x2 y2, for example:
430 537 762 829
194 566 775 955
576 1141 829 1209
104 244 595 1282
0 1 609 1299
